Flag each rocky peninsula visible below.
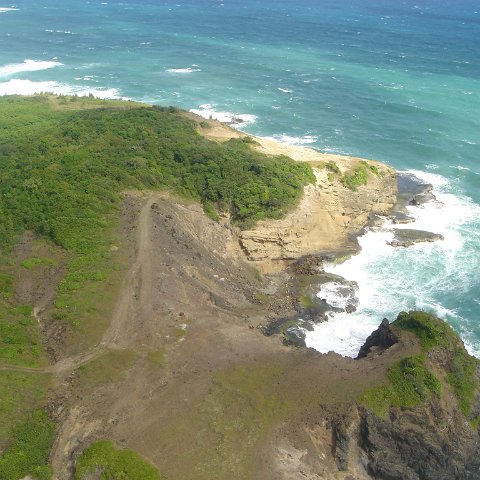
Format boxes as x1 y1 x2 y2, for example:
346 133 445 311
0 96 478 480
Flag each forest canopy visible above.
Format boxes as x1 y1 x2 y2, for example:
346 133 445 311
0 95 315 252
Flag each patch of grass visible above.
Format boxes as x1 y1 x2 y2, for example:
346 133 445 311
361 355 442 417
195 363 291 478
147 348 165 368
470 414 480 430
75 439 162 480
0 273 13 300
326 160 340 175
341 163 370 190
0 303 48 368
0 372 51 447
0 409 55 480
299 294 315 309
76 349 137 387
252 267 263 282
253 292 270 305
198 120 211 129
20 257 57 270
173 327 186 338
448 352 478 416
394 310 457 351
203 201 220 222
1 247 50 368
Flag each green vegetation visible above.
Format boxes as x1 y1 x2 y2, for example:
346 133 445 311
362 355 442 416
448 351 478 415
395 311 478 416
0 410 55 480
395 310 458 351
75 440 162 480
0 303 47 367
21 257 57 270
299 293 315 309
0 94 314 344
341 162 370 190
0 228 53 472
0 372 51 446
362 311 479 418
323 159 380 190
325 160 340 183
196 363 291 478
76 349 137 387
0 96 314 252
326 160 340 175
0 245 53 472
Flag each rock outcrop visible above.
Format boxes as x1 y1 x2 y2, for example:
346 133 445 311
267 314 480 480
194 119 397 272
356 318 399 359
389 228 444 248
239 149 396 271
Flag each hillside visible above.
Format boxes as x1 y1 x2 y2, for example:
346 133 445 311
0 96 478 480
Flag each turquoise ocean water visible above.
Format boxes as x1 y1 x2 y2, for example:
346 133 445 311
1 0 479 356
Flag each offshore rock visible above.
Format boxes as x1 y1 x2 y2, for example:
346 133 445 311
389 228 444 248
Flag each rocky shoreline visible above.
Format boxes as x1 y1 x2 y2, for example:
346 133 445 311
215 129 447 353
31 110 476 480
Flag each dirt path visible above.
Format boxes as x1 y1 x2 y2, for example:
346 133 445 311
47 193 160 479
101 193 155 347
1 193 157 376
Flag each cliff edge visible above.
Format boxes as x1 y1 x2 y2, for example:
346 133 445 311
194 116 397 272
241 141 396 271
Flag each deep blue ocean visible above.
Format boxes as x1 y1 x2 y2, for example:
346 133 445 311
1 0 479 356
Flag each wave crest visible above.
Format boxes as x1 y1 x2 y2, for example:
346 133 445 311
0 59 63 77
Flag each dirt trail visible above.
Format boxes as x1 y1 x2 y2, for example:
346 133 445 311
48 193 161 480
1 193 157 376
101 193 155 347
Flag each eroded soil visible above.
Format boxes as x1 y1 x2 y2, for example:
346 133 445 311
30 192 414 480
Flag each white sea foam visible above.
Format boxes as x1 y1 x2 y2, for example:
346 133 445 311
189 104 257 126
306 169 480 358
166 67 201 73
0 6 18 12
0 79 128 100
0 59 63 77
451 165 471 172
278 87 293 93
264 134 318 146
316 282 358 310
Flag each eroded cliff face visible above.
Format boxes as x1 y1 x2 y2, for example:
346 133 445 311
193 116 398 272
246 139 397 271
239 159 396 270
263 317 480 480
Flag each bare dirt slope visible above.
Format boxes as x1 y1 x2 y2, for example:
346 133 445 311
44 192 418 480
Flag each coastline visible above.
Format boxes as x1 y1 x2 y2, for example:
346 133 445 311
191 113 398 273
1 96 479 480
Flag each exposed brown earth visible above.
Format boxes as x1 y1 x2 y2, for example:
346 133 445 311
44 190 411 480
7 125 479 479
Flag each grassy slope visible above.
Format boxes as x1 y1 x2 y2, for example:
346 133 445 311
361 311 479 417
